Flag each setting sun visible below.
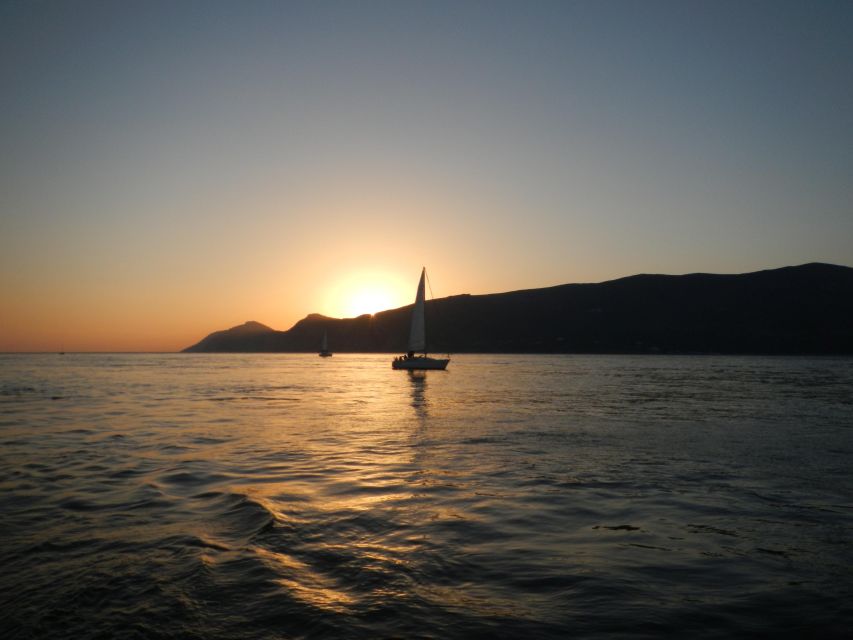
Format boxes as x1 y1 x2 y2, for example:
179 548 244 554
344 286 394 317
324 270 411 318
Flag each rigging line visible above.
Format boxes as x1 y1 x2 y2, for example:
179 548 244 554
424 268 449 355
425 268 435 301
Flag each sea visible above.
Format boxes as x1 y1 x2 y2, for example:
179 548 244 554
1 353 851 639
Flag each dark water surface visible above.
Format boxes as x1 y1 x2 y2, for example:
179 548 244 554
1 354 852 639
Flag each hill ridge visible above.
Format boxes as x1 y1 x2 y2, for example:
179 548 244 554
183 263 853 354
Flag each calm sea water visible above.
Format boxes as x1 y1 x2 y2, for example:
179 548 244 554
1 353 852 639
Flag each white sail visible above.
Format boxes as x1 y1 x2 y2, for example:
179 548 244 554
407 268 426 353
392 267 449 370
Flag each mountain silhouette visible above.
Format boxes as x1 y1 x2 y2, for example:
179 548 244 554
183 263 853 354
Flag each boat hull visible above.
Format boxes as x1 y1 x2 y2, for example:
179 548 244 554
391 357 449 370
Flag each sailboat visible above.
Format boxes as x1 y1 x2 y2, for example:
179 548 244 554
319 330 332 357
392 268 450 370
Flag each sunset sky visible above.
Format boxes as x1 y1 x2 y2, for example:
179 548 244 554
2 1 852 352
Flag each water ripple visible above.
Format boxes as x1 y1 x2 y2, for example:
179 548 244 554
0 353 852 639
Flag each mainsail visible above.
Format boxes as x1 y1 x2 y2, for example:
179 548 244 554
392 266 449 370
407 268 426 353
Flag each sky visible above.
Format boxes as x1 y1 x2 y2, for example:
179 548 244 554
1 0 851 351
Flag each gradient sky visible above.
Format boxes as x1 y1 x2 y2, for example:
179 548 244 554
2 0 852 351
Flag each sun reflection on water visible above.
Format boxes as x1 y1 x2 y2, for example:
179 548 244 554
3 354 852 637
253 545 357 613
213 356 454 619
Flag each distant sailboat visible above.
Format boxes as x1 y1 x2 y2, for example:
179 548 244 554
319 330 332 357
392 268 450 370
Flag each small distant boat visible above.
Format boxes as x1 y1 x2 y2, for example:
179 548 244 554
319 330 332 357
392 268 449 370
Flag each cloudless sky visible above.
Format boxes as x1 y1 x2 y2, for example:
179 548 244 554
1 0 851 351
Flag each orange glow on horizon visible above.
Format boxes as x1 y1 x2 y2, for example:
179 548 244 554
323 270 411 319
343 287 394 317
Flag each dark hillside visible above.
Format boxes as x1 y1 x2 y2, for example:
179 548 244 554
183 263 853 354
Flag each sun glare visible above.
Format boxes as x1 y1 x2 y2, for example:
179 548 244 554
326 271 410 318
344 287 395 317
